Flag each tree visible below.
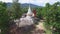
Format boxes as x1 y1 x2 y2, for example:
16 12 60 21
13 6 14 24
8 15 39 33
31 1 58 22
44 2 60 34
10 0 22 19
0 2 9 34
36 7 43 19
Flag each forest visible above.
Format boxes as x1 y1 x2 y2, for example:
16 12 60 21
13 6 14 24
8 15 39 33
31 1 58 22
0 1 60 34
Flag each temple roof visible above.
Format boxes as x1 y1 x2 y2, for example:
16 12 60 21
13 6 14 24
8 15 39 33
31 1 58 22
13 0 18 2
27 6 33 16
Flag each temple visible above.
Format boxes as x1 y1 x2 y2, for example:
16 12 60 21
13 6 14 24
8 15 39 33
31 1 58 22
13 0 18 3
27 6 33 16
9 0 45 34
14 4 38 27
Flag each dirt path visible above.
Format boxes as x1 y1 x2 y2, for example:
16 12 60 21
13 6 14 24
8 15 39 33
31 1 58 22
31 20 46 34
36 20 45 30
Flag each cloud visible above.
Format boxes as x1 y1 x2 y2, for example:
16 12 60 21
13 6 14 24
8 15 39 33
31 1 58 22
19 0 60 6
0 0 12 2
0 0 60 6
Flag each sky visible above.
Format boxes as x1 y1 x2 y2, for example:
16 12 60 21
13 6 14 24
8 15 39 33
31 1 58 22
0 0 60 6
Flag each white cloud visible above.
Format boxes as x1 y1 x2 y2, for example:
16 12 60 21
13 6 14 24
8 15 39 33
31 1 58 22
19 0 60 6
0 0 60 6
0 0 12 2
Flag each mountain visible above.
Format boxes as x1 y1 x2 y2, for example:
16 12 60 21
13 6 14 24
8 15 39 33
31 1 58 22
21 3 41 8
6 3 42 8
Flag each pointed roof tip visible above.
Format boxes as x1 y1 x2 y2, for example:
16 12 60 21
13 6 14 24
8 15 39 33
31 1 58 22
27 5 33 15
13 0 18 2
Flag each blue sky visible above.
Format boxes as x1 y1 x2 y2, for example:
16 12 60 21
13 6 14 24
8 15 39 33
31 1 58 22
0 0 60 6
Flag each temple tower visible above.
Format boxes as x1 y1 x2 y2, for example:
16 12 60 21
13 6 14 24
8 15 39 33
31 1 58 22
13 0 18 3
27 5 33 17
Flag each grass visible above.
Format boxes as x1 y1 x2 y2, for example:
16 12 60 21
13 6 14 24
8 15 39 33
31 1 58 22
43 22 52 34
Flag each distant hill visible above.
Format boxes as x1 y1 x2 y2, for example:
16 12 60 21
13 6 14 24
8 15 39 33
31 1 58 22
21 3 41 8
6 3 42 8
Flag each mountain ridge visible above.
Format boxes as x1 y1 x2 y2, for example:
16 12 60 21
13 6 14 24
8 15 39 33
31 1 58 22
6 3 42 8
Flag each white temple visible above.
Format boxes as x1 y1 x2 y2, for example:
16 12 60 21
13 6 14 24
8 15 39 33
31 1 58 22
13 0 18 3
13 0 36 26
27 6 33 16
15 6 34 27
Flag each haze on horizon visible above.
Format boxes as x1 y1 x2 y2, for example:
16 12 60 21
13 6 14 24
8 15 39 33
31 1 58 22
0 0 60 6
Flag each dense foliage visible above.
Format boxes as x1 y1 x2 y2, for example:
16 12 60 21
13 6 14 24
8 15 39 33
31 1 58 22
36 2 60 34
0 2 9 34
0 0 60 34
8 0 22 19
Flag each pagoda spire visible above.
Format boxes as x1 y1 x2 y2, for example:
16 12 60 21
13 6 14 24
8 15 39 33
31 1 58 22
13 0 18 3
27 5 33 16
26 0 33 16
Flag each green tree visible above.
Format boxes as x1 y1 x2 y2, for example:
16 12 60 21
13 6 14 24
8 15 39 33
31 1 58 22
44 2 60 34
36 7 43 19
0 2 9 34
10 0 22 19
